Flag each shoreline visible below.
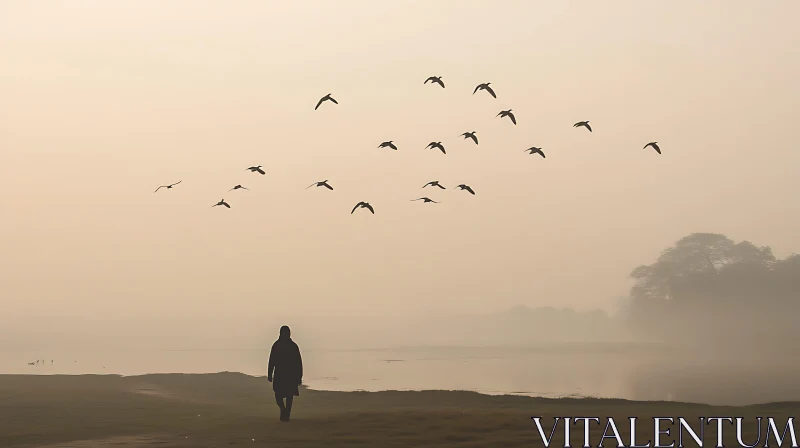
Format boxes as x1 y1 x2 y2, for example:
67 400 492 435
8 361 800 409
3 371 799 407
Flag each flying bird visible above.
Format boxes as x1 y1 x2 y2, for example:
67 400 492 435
213 199 231 208
378 141 398 150
411 197 439 203
524 147 545 158
306 180 333 190
423 180 446 189
351 201 374 214
424 76 445 88
154 180 181 193
473 83 496 98
247 165 265 175
455 184 475 195
574 121 592 132
315 93 338 110
229 185 248 191
461 131 478 145
426 141 446 154
497 109 516 125
644 142 662 154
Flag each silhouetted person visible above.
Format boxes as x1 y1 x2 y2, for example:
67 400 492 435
268 326 303 422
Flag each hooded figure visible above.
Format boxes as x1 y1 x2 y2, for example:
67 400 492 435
267 325 303 421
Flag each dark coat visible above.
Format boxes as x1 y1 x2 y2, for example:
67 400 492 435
268 336 303 398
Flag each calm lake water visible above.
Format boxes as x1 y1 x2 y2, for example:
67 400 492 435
3 344 799 406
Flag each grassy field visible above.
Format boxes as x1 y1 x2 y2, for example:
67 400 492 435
1 372 797 447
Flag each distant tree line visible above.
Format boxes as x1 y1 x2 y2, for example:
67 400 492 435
626 233 800 343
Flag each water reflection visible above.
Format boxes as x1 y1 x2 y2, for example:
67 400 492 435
3 343 798 406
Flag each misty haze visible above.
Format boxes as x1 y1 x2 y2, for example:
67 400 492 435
1 1 799 447
4 232 799 406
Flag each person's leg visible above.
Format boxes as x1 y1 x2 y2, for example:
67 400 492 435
284 395 294 420
275 394 286 420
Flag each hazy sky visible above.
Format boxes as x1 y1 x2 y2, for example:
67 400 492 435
2 1 799 326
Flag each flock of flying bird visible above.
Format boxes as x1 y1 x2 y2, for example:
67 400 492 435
154 77 663 213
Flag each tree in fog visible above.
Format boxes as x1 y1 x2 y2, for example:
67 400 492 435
626 233 798 342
